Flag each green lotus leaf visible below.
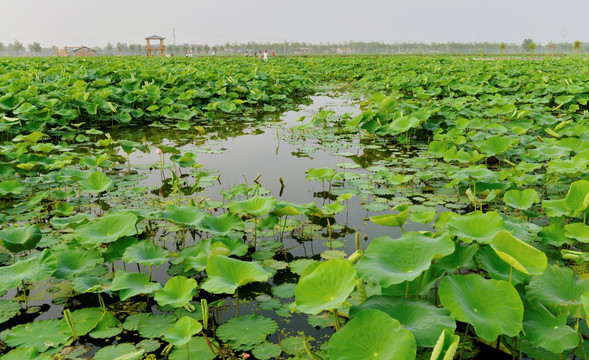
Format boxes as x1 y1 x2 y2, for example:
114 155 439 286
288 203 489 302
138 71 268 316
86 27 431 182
430 329 460 360
350 296 455 347
0 300 21 325
202 255 270 294
197 212 244 236
409 208 437 225
74 212 138 246
328 309 416 360
169 336 217 360
356 232 454 287
161 205 206 227
564 222 589 243
475 245 528 284
6 318 70 352
111 270 162 301
439 274 523 341
294 259 356 315
93 343 143 360
78 171 114 193
543 180 589 218
370 204 410 228
539 221 569 246
0 347 52 360
0 249 57 292
53 247 104 280
490 230 547 275
555 94 574 105
217 313 278 347
137 314 176 338
0 180 25 196
0 224 42 253
447 210 505 244
479 135 514 156
503 188 539 211
227 195 277 216
527 265 589 317
122 313 151 331
155 275 197 309
122 240 171 267
523 305 579 354
164 316 203 346
306 167 336 181
252 342 282 360
90 311 123 339
388 115 421 134
272 201 308 217
72 275 112 294
59 307 103 337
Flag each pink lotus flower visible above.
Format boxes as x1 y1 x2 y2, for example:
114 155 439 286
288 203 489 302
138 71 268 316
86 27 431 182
243 354 251 358
155 147 162 155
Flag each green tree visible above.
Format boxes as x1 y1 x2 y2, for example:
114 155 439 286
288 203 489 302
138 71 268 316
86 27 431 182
500 42 505 57
528 42 536 56
28 42 42 55
105 42 114 55
13 39 25 54
574 40 581 56
521 38 533 53
203 44 210 54
0 42 4 52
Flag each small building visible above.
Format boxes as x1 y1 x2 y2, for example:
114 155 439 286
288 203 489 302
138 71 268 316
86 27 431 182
145 35 166 57
56 45 96 57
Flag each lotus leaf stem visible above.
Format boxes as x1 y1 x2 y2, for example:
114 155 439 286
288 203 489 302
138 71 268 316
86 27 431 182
459 323 470 360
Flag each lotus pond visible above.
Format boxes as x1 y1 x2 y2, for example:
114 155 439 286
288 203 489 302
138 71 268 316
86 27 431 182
0 55 589 360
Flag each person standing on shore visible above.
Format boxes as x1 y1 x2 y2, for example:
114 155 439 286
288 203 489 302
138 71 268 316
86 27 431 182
263 50 268 61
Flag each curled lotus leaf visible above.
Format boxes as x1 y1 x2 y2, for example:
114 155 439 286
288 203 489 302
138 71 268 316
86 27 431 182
447 210 505 244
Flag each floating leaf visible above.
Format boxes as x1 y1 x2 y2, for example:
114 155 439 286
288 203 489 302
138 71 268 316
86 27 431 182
6 318 69 352
217 313 278 348
201 255 270 294
111 270 162 301
74 212 138 246
93 343 143 360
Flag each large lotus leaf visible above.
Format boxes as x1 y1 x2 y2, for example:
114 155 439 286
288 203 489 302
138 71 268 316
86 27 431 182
0 347 52 360
72 275 112 294
479 135 514 156
294 259 356 315
430 329 460 360
439 274 523 341
78 171 114 193
173 239 212 272
154 276 197 309
74 212 138 246
90 311 123 339
527 265 589 317
122 240 171 267
564 222 589 243
93 344 143 360
161 205 206 227
169 336 217 360
197 212 244 236
111 270 162 301
370 204 410 228
0 224 42 253
252 342 282 360
447 211 505 244
564 180 589 213
0 249 57 291
0 180 24 195
503 189 539 211
306 167 336 181
490 231 547 275
217 313 278 347
59 307 103 337
164 316 203 346
53 247 104 280
0 300 21 325
137 314 176 338
388 115 421 134
356 232 454 287
227 195 277 216
523 305 579 354
350 296 455 347
202 255 270 294
328 309 416 360
475 245 528 284
6 318 70 352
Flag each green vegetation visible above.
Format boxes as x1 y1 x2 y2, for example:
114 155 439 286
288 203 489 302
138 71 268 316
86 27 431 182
0 55 588 359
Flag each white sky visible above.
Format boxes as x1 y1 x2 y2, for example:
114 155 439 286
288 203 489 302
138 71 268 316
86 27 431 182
0 0 587 47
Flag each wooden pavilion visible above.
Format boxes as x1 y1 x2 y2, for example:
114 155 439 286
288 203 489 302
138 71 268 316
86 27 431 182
145 35 166 57
56 46 96 57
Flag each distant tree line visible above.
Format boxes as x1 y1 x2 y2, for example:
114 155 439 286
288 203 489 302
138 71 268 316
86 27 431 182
0 39 586 56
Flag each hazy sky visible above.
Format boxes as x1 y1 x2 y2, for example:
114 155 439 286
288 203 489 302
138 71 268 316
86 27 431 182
1 0 587 47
